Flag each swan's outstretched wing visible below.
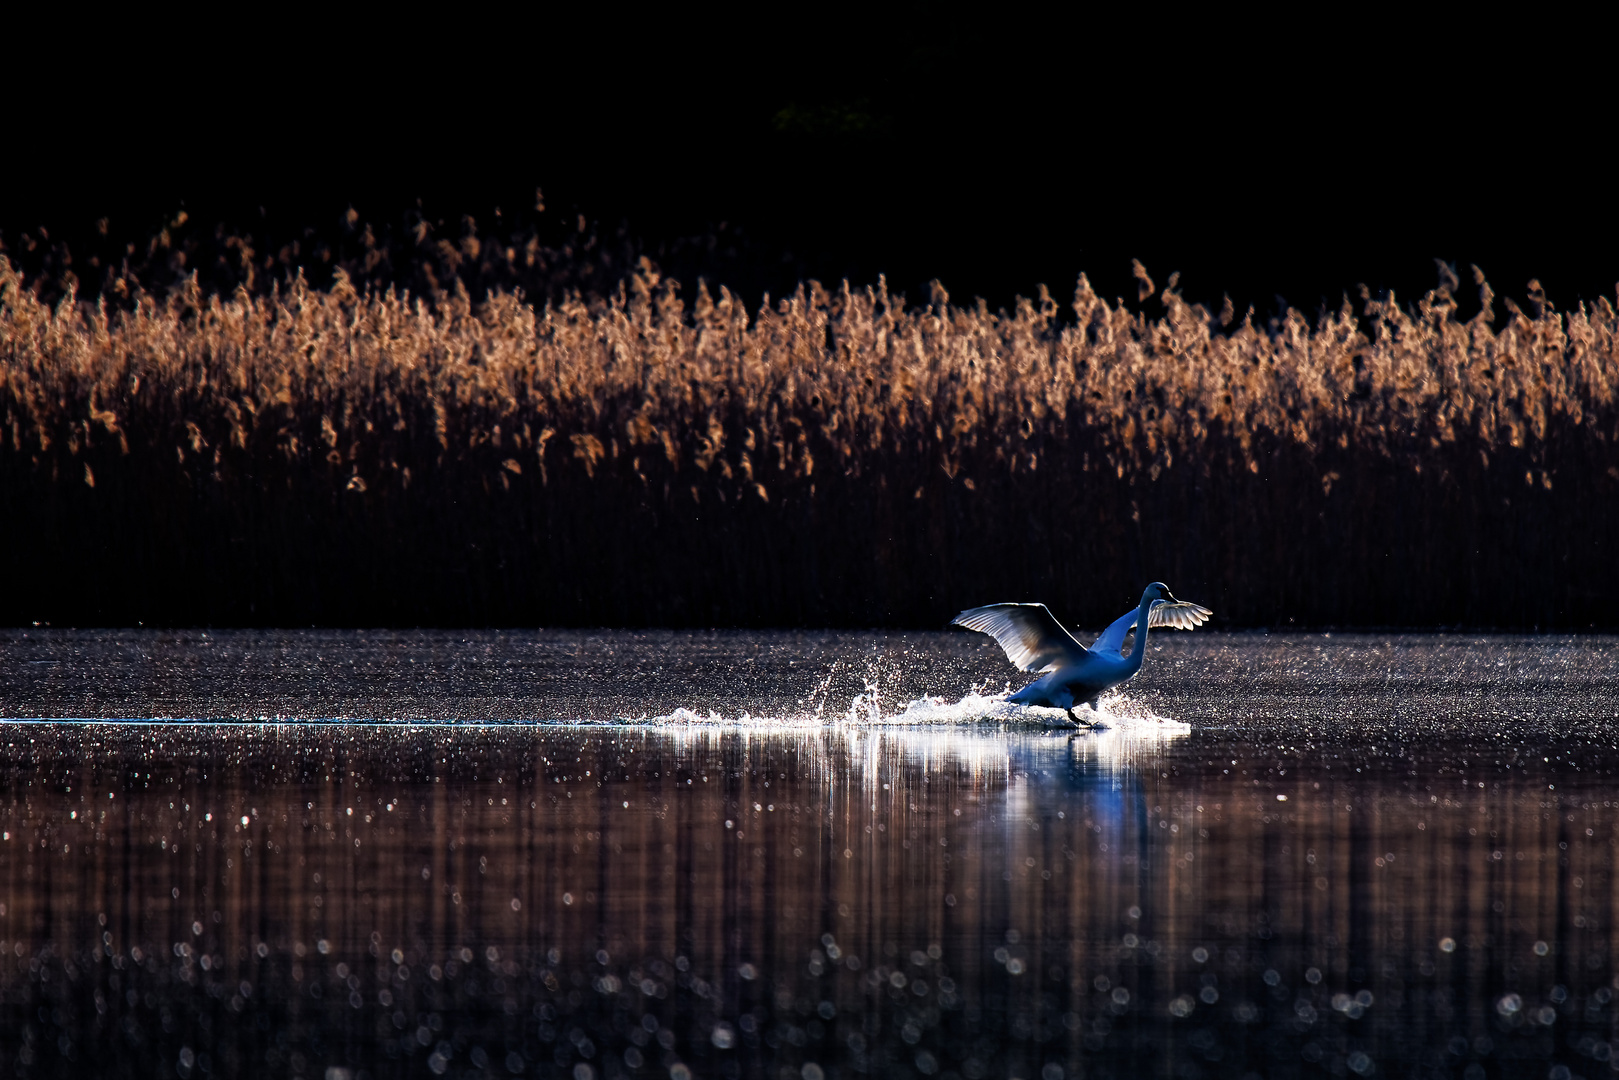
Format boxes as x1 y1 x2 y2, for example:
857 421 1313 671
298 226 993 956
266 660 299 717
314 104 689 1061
1151 601 1213 631
951 603 1088 672
1090 601 1214 655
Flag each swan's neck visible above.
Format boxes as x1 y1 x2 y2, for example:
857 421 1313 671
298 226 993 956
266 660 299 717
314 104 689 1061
1124 597 1154 673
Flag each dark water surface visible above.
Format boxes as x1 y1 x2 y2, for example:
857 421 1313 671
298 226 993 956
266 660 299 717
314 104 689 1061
3 630 1619 1080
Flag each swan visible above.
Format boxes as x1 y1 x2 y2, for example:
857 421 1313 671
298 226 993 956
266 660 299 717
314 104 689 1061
951 583 1212 724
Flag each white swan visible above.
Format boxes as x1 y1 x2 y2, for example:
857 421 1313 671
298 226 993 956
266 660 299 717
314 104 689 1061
951 583 1212 724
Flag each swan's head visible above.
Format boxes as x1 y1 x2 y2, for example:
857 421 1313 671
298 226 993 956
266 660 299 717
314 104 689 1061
1144 581 1178 605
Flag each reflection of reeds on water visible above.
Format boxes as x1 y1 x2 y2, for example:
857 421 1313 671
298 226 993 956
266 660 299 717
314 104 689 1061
2 257 1616 626
0 726 1613 1076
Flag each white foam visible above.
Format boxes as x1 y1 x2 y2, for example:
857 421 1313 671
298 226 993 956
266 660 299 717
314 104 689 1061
642 707 822 728
648 707 729 725
870 688 1189 731
642 688 1189 733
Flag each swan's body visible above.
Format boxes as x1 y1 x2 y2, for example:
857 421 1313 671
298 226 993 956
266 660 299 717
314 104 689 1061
951 583 1211 724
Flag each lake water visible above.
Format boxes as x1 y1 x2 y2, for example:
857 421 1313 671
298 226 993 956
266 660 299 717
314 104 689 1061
3 629 1619 1080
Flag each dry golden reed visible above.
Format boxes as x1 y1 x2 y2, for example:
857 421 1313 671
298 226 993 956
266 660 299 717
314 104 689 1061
2 257 1616 627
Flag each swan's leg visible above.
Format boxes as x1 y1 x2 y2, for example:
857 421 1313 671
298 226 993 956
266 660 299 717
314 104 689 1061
1065 707 1096 728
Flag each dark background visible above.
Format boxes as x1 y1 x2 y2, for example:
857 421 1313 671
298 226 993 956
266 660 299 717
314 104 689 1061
4 4 1616 316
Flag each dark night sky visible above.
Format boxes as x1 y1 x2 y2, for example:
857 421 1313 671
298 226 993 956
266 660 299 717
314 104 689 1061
5 4 1614 316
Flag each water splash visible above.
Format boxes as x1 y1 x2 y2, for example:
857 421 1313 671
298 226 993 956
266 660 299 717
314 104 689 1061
871 688 1190 730
636 637 1198 730
645 687 1190 733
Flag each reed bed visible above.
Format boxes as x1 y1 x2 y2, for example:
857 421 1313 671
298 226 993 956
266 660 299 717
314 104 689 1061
2 256 1615 627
